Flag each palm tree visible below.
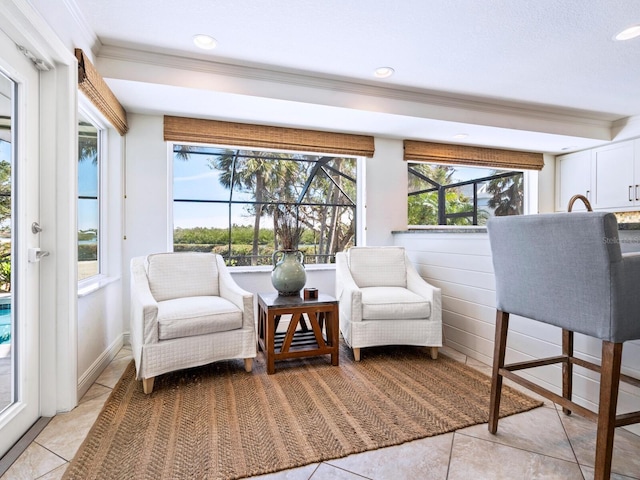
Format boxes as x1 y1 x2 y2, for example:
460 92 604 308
487 172 523 216
295 157 357 261
173 144 193 161
408 163 473 225
78 121 98 163
209 150 298 264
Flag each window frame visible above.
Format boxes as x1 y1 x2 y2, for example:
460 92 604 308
168 141 363 269
407 161 537 227
77 98 107 287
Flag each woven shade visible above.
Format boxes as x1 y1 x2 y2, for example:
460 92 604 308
404 140 543 171
164 116 375 157
75 49 129 136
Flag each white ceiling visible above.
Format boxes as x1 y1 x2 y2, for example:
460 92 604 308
70 0 640 154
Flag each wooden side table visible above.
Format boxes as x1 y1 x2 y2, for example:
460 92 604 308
257 292 339 374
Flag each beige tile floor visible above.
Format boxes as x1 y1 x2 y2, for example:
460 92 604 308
2 345 640 480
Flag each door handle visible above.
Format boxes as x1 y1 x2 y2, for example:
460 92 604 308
31 222 43 234
28 248 50 263
630 186 633 202
636 185 639 202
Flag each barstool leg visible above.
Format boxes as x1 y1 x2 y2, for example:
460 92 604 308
562 329 574 415
594 341 622 480
489 310 509 434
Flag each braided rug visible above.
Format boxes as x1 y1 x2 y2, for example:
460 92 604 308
63 344 542 479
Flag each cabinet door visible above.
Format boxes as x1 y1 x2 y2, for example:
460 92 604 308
593 141 635 209
556 150 591 211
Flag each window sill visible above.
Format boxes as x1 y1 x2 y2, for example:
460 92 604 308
78 275 121 298
393 226 488 234
230 263 336 274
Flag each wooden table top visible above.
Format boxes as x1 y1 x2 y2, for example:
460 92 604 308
258 292 337 308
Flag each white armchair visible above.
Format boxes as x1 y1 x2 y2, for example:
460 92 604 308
335 246 442 361
130 252 256 394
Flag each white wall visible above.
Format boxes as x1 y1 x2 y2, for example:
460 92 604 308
538 153 556 213
365 138 407 246
122 114 169 258
121 114 169 327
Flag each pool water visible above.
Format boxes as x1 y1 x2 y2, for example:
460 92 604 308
0 307 10 344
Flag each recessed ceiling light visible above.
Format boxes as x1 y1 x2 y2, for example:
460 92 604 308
374 67 394 79
193 34 217 50
453 133 469 139
614 25 640 41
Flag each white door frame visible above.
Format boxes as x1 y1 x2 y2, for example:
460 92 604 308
0 24 41 457
0 0 79 420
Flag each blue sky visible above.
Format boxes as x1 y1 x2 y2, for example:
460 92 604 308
78 157 98 231
173 153 254 229
447 165 495 183
0 140 9 164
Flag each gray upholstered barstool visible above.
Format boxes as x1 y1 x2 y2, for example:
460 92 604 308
487 212 640 480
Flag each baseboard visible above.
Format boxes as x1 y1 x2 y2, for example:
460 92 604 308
77 334 124 400
122 331 130 346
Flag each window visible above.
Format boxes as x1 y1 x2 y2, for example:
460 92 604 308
408 163 524 226
172 145 358 266
77 113 101 280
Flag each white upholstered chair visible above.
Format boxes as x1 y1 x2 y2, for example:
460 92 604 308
130 252 256 394
335 246 442 361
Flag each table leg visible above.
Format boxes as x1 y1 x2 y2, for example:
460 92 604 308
328 308 339 366
266 311 276 374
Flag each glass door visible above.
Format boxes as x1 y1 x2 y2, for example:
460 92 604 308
0 26 41 457
0 69 12 415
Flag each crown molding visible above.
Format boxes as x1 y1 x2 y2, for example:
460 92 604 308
61 0 102 57
612 115 640 141
97 45 616 133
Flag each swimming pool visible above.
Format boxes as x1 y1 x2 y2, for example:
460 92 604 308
0 306 10 344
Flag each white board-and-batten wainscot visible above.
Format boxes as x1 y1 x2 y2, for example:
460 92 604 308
393 226 640 436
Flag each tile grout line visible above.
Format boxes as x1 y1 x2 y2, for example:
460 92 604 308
0 417 53 477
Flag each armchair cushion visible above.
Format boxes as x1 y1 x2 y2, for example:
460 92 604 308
157 296 243 341
147 252 220 302
348 246 407 288
361 287 431 320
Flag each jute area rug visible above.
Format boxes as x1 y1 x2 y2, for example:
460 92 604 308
63 344 542 480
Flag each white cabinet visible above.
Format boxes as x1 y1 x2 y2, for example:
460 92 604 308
556 139 640 212
555 150 592 211
592 140 637 209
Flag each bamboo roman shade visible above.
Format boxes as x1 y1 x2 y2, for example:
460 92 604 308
403 140 544 171
75 49 129 136
164 116 375 157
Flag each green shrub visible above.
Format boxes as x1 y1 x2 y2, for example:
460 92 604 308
78 244 97 261
173 244 217 253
